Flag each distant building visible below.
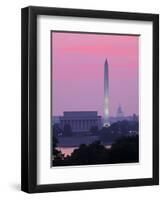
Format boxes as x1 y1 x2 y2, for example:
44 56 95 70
116 105 124 119
58 111 102 133
109 113 139 124
132 113 138 121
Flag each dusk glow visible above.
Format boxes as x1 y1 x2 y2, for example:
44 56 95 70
52 32 139 117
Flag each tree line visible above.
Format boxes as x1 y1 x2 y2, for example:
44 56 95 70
52 134 139 166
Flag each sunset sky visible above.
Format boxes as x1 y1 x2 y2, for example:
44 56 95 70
52 32 139 117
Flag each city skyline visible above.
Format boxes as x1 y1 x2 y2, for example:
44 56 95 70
52 32 139 117
52 105 136 118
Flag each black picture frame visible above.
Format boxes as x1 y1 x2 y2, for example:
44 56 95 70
21 6 159 193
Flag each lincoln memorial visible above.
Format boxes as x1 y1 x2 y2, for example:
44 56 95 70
59 111 102 133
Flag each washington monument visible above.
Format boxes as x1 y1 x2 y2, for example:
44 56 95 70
103 58 110 127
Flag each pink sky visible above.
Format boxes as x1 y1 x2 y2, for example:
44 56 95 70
52 32 139 117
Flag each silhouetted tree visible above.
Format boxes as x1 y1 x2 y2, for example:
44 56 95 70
52 136 64 166
63 141 108 165
53 123 63 137
52 135 139 167
63 124 72 136
90 126 99 135
99 127 119 144
108 135 139 163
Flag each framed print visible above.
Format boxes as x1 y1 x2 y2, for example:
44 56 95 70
21 6 159 193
